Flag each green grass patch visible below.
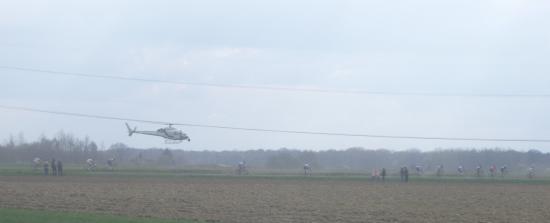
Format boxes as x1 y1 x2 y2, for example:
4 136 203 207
1 163 549 185
0 208 199 223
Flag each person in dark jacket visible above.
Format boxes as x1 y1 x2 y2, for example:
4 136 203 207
381 168 386 182
43 161 49 176
404 167 409 182
56 160 63 176
51 158 57 176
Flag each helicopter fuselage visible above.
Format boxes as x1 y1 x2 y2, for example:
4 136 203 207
134 128 189 141
126 123 190 142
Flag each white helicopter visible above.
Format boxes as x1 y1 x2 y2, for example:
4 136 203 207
125 123 190 144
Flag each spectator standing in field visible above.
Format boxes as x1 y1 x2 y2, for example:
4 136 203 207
381 168 386 182
457 165 464 176
107 158 115 171
87 159 97 171
57 160 63 176
33 157 41 171
476 165 482 177
436 165 444 177
400 167 404 182
528 167 535 179
415 165 423 175
237 161 247 175
51 158 57 176
43 161 49 176
404 167 409 182
500 165 507 177
303 163 311 176
375 168 380 181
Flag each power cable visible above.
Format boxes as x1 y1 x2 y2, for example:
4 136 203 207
1 65 549 98
0 104 549 142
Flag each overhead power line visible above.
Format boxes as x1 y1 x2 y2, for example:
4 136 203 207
0 104 549 143
1 65 549 98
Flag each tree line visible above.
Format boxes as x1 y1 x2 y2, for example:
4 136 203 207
1 133 549 174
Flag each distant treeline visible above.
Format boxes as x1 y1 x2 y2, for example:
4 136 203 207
1 133 549 174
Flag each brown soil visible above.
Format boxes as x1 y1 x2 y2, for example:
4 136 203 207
1 176 549 223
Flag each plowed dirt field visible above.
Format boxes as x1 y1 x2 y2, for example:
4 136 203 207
1 176 549 223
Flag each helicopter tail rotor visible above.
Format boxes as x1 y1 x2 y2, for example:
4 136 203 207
125 123 136 136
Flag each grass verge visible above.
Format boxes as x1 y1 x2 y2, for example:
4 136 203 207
0 208 200 223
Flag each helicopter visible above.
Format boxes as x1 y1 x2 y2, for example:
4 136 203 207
125 123 190 143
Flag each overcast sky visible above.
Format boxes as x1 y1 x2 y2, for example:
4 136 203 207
1 0 549 151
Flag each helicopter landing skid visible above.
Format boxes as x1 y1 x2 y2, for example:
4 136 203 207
165 139 183 144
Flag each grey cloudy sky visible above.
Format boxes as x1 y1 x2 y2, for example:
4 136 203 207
1 0 549 151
